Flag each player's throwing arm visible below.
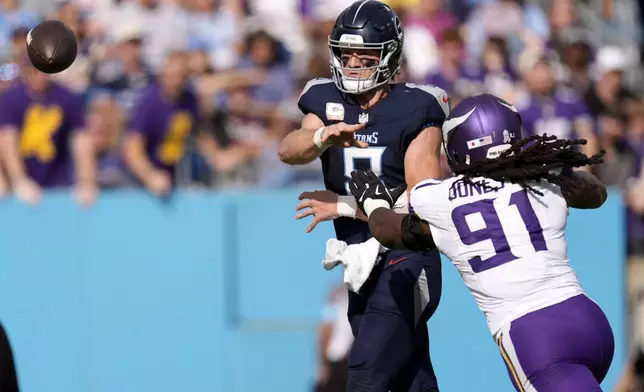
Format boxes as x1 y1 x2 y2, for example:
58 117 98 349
278 114 367 165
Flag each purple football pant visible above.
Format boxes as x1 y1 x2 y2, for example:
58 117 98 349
496 294 614 392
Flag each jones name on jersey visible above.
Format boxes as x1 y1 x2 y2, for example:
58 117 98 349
409 176 583 335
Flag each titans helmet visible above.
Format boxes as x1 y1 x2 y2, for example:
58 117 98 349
442 94 522 170
329 0 404 94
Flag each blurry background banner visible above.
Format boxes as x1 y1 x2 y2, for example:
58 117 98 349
0 190 624 392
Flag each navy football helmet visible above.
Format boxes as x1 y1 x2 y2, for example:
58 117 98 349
329 0 404 94
442 94 523 170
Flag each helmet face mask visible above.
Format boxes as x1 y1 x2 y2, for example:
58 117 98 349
328 1 403 95
329 36 400 94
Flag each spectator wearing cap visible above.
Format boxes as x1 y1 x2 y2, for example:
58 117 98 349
90 23 154 117
515 56 599 162
584 45 638 118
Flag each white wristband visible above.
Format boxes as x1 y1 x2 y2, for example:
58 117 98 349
313 127 329 149
363 199 391 217
337 195 358 218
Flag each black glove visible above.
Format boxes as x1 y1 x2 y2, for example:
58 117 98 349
349 170 406 216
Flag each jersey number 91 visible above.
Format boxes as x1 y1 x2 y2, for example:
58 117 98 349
452 190 549 273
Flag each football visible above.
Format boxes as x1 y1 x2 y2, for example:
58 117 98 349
26 20 78 74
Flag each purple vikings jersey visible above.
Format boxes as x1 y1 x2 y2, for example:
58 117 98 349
0 82 85 187
298 78 449 244
416 94 614 391
516 87 593 140
127 85 199 176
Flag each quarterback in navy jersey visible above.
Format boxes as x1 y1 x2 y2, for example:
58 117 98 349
278 1 448 391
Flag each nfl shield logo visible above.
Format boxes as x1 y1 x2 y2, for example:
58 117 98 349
359 113 369 124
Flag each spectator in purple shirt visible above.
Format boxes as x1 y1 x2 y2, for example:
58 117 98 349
0 62 97 206
123 51 256 196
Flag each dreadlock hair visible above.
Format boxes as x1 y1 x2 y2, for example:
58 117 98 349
452 134 605 196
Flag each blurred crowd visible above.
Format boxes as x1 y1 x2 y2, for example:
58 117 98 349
0 0 642 196
1 0 644 387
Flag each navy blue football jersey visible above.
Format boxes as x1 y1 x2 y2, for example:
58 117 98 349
298 78 449 244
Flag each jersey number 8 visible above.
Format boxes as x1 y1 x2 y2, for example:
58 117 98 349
343 147 386 194
451 190 549 273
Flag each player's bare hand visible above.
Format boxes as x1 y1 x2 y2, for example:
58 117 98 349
13 177 41 205
321 122 369 148
296 190 339 233
73 184 98 208
145 170 172 197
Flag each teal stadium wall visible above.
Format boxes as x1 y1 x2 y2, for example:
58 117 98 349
0 190 625 391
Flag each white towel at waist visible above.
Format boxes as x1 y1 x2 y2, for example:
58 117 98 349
322 237 388 293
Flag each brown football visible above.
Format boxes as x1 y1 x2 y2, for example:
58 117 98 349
26 20 78 74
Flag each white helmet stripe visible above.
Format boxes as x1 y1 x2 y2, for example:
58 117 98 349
353 0 374 24
442 107 477 142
